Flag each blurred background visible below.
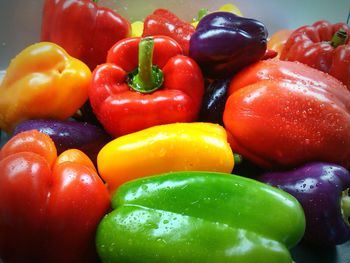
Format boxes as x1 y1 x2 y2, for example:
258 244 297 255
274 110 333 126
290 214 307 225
0 0 349 70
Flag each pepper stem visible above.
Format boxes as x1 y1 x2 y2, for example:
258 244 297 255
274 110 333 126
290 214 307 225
233 153 243 165
197 8 209 21
341 188 350 226
330 30 348 48
92 0 98 3
128 37 164 93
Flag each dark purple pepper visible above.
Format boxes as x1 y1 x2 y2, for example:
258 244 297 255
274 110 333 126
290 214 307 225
13 119 111 164
259 162 350 246
73 100 103 128
199 78 230 125
189 12 268 78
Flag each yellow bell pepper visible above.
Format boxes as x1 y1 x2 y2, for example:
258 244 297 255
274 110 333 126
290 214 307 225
0 42 91 132
131 21 144 37
97 122 234 194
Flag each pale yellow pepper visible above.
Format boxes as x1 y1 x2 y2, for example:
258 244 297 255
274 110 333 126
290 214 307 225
97 122 234 194
0 42 91 132
131 21 144 37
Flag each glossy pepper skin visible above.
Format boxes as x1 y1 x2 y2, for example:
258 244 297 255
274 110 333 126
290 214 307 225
13 119 110 163
199 78 230 125
0 42 91 133
189 12 268 78
41 0 131 70
97 122 234 194
96 171 305 263
259 162 350 246
0 130 110 263
223 59 350 169
280 20 350 90
89 36 204 137
267 29 292 58
142 9 195 55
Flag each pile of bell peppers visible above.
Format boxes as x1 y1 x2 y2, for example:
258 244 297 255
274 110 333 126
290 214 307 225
1 0 350 262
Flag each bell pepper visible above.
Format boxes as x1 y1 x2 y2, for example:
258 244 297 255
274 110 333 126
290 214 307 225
280 20 350 90
199 78 230 125
267 29 293 58
41 0 131 70
89 36 204 137
259 162 350 246
0 42 91 133
13 119 110 164
142 8 195 55
0 130 110 263
97 122 234 194
191 3 243 28
223 59 350 169
131 21 144 37
96 171 305 263
189 11 268 78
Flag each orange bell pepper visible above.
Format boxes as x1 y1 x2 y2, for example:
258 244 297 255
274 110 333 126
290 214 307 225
0 42 91 133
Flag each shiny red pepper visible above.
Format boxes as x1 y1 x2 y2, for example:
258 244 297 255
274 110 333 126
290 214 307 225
223 59 350 169
0 130 110 263
142 9 195 55
89 36 204 137
280 20 350 90
41 0 131 70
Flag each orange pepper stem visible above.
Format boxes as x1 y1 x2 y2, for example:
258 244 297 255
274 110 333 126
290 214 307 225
330 29 348 48
128 37 164 93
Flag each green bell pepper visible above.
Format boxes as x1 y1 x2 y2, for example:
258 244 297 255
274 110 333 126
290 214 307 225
96 171 305 263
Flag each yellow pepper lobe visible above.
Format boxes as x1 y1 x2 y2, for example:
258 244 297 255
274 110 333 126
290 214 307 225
218 3 243 16
0 42 91 132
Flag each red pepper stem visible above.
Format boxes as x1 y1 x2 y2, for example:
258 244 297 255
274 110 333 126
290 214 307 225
330 30 348 48
341 188 350 226
128 37 164 93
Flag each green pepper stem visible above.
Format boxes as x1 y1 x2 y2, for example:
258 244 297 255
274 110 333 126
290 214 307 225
92 0 98 3
341 188 350 226
197 8 209 21
330 30 348 48
128 37 164 93
233 153 243 165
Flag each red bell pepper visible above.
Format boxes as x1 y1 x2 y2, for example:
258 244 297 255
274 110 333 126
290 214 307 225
223 59 350 169
89 36 204 137
41 0 131 70
280 20 350 90
0 130 110 263
142 8 195 55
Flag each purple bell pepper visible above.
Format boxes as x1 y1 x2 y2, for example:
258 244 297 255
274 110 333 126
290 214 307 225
13 119 110 163
259 162 350 246
189 12 268 78
199 78 230 125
